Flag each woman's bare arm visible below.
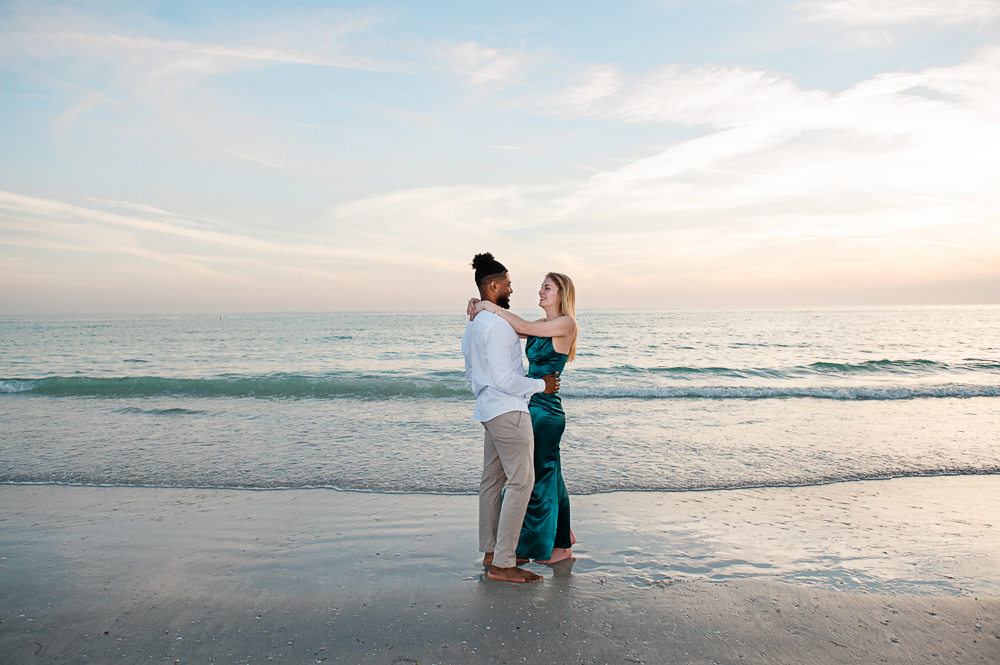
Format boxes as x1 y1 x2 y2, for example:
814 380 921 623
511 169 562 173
474 301 576 338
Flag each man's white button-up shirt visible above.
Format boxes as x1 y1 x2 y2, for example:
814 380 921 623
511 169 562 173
461 311 546 422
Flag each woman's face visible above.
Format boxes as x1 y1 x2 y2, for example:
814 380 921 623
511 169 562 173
538 277 560 308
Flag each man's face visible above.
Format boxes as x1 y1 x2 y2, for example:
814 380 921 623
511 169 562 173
495 274 513 309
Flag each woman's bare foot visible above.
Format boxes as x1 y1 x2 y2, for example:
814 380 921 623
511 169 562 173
570 529 577 545
536 547 573 565
488 565 543 583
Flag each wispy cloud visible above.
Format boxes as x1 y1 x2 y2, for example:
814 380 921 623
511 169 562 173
0 7 549 182
221 149 289 171
0 189 454 275
541 64 827 128
54 89 130 132
0 5 391 74
330 184 565 234
797 0 1000 27
442 42 540 86
0 6 400 180
328 46 1000 301
552 65 623 111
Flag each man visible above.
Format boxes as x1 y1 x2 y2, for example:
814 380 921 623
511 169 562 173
461 252 560 584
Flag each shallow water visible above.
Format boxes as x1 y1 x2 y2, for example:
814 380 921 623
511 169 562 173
2 307 998 493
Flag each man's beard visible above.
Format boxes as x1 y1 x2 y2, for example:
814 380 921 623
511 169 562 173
496 295 511 309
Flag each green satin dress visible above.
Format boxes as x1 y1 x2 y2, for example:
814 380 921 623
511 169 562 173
516 335 572 560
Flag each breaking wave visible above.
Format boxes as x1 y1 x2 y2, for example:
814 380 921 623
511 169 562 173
2 465 999 494
2 374 999 400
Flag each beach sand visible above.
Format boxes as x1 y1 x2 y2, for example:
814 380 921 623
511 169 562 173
2 477 998 664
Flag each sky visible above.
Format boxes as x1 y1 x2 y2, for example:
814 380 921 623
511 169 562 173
1 0 999 313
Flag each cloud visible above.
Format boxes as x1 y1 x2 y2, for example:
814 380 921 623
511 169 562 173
0 187 494 312
789 0 1000 50
536 64 829 129
0 24 390 94
534 65 621 115
0 7 549 180
920 44 1000 119
0 5 401 173
797 0 1000 27
330 184 566 235
0 189 454 276
0 3 389 72
538 43 1000 146
221 149 289 171
558 48 1000 227
53 89 130 132
433 41 542 93
328 46 1000 302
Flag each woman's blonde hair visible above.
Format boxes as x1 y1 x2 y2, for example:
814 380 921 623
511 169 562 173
546 272 578 361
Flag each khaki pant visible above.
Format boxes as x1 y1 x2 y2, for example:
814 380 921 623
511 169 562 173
479 410 535 568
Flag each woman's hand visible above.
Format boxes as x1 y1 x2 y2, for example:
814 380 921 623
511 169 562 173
475 301 496 316
467 298 500 321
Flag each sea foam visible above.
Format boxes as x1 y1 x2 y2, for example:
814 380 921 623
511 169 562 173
1 375 998 400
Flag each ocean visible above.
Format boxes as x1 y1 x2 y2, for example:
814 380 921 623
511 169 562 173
2 306 998 494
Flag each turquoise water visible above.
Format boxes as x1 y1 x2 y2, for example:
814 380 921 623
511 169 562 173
2 307 998 492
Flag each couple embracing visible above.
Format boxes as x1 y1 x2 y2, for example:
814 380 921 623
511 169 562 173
461 252 578 583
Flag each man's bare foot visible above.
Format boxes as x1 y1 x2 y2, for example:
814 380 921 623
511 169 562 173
536 547 573 565
487 565 543 583
570 529 577 545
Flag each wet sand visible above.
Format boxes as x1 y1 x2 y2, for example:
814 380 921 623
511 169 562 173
1 477 998 664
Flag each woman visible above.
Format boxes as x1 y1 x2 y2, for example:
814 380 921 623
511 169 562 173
468 272 578 564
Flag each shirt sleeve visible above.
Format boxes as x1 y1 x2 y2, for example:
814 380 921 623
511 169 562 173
484 323 546 397
462 323 474 383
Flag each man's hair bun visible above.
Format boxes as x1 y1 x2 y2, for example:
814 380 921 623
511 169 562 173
471 252 495 271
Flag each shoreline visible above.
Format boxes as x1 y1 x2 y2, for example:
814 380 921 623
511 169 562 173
4 466 1000 495
2 477 998 663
